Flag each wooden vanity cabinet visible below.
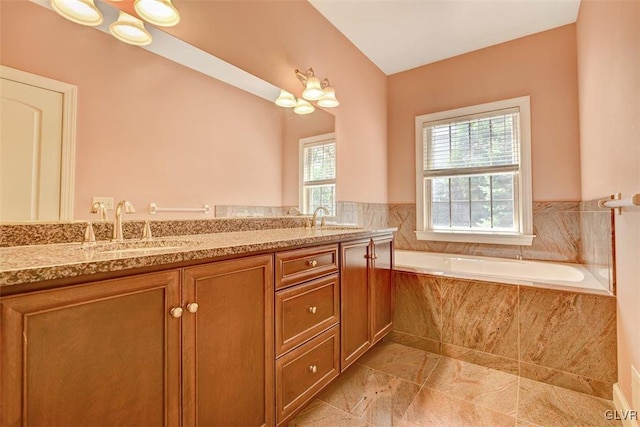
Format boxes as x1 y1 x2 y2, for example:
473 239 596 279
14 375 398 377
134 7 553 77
340 235 394 371
182 254 274 427
0 254 274 427
0 270 182 427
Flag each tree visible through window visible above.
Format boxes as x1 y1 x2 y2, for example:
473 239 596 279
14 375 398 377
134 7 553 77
415 97 533 245
300 135 336 215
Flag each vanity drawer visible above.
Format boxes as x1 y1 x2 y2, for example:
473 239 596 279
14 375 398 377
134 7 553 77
275 325 340 425
275 273 340 356
275 244 339 290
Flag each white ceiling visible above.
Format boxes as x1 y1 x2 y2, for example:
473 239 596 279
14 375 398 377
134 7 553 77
309 0 581 75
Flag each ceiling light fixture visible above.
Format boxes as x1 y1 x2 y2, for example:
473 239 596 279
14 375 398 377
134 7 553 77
109 11 152 46
134 0 181 27
50 0 103 26
275 68 339 114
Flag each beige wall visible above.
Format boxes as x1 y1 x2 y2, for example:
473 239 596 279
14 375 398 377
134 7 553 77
159 0 389 204
576 0 640 404
1 1 284 219
387 25 581 203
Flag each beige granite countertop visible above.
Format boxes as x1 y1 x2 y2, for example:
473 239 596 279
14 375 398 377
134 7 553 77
0 226 396 288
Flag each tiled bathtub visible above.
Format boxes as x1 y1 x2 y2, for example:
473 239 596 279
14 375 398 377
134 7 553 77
390 253 617 399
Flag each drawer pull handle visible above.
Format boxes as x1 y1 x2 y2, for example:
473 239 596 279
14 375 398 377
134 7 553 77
186 302 199 314
170 307 183 318
307 260 318 267
308 306 317 314
309 365 318 373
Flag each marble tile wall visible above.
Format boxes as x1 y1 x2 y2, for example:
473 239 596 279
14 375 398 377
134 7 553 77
214 205 296 217
579 199 615 294
390 271 617 399
336 201 389 229
388 201 581 262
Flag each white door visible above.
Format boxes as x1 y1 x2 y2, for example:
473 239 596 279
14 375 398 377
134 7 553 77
0 78 64 221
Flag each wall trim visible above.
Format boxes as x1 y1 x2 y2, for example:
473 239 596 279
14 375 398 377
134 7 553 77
613 383 640 427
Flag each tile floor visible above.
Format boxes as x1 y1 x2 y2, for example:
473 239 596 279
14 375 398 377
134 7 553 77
287 341 622 427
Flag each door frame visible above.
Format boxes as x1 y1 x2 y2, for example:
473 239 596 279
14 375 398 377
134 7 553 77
0 65 77 220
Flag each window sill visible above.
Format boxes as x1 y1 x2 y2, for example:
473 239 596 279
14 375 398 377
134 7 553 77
415 230 535 246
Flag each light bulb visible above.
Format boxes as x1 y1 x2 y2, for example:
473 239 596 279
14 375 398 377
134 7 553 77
134 0 180 27
275 89 297 108
293 98 315 115
109 11 152 46
302 76 324 101
50 0 103 26
317 86 339 108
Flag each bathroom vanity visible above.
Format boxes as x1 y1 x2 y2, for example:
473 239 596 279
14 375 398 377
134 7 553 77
0 225 394 427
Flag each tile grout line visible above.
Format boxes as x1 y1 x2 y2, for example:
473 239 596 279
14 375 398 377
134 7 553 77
399 355 445 423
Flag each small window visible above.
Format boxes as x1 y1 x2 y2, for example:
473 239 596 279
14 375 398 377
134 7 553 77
299 133 336 215
415 97 533 245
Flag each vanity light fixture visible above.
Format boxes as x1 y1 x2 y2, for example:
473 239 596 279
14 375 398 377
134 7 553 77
293 98 315 115
275 68 339 114
275 89 297 108
109 11 152 46
134 0 181 27
50 0 103 26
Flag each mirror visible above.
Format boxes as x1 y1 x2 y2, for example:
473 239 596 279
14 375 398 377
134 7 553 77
0 0 335 222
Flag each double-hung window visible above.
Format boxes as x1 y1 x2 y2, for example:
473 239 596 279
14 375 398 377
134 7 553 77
299 133 336 216
415 97 534 245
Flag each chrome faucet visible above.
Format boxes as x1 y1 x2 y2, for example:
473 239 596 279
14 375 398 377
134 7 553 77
90 201 108 221
311 206 329 228
112 200 135 241
288 207 301 216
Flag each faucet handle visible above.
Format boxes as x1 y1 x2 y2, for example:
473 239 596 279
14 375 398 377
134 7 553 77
90 201 108 221
123 201 136 214
142 220 153 240
82 221 96 246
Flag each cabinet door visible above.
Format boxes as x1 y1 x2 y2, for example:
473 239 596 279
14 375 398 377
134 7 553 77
0 270 182 427
182 254 274 427
340 239 371 371
370 236 394 344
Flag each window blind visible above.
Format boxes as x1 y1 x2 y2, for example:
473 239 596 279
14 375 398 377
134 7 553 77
423 108 520 178
304 142 335 184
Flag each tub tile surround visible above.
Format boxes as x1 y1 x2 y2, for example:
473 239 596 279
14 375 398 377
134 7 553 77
579 199 616 294
390 271 617 399
289 341 621 427
388 201 581 262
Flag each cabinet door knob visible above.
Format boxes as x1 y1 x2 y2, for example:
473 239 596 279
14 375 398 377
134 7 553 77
309 365 318 373
170 307 183 318
186 302 199 314
308 306 317 314
307 260 318 267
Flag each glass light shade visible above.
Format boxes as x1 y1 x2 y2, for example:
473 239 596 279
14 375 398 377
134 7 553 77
302 76 325 101
50 0 103 26
275 89 297 108
293 98 315 115
109 11 152 46
317 86 340 108
134 0 180 27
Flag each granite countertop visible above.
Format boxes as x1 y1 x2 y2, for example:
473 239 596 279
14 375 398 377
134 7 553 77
0 226 396 288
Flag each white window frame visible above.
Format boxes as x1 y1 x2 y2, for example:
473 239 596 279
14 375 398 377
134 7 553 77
415 96 534 245
299 132 337 216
